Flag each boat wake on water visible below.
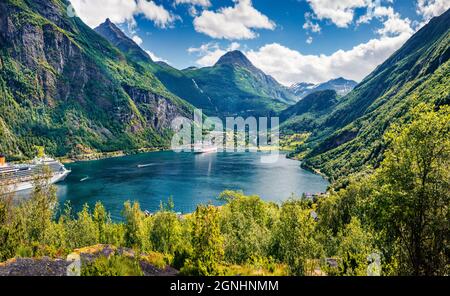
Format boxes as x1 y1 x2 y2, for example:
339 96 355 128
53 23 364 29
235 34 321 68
137 164 154 168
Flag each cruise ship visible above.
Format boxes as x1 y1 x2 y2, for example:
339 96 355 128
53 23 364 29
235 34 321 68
0 154 71 193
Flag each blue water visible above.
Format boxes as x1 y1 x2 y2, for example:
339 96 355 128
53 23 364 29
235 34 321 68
55 151 329 220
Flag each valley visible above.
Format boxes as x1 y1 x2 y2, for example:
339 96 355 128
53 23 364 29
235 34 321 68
0 0 448 277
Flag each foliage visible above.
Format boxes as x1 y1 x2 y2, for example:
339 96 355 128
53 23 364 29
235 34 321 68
218 191 276 264
148 199 184 255
122 201 145 250
82 255 144 276
273 200 323 275
181 205 224 276
366 104 450 275
0 106 448 276
335 218 374 276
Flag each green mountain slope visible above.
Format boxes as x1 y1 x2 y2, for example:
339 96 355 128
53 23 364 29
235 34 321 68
295 9 450 180
94 19 216 113
183 51 297 117
280 90 339 133
94 22 296 117
0 0 193 160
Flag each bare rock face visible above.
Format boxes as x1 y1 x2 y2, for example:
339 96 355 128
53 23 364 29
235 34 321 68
0 244 179 276
0 257 70 276
0 0 192 158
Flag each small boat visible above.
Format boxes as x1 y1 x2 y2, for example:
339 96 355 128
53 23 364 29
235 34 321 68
137 164 153 168
193 146 218 154
80 176 90 182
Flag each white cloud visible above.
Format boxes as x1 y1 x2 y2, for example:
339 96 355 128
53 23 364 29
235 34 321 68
245 32 412 85
145 50 168 63
306 0 371 28
69 0 136 27
303 12 322 33
188 42 241 66
371 6 413 37
193 0 275 40
306 0 414 37
244 1 416 85
175 0 211 17
132 35 143 45
69 0 178 28
175 0 211 7
136 0 179 28
416 0 450 21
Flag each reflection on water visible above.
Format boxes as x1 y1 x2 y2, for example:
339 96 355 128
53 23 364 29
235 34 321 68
16 152 329 220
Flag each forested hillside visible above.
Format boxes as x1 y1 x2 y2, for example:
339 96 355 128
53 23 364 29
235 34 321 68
1 102 448 276
0 0 193 160
183 50 297 117
284 9 450 180
94 19 217 114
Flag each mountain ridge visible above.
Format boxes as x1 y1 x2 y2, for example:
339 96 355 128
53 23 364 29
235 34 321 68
291 9 450 180
94 20 297 117
94 19 218 114
94 18 153 63
290 78 357 100
183 50 297 116
0 0 193 159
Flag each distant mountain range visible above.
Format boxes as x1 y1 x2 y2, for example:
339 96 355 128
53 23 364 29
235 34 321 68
290 78 357 100
95 21 295 117
182 50 296 117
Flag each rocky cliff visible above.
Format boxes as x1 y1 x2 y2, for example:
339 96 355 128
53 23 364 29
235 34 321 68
0 0 192 159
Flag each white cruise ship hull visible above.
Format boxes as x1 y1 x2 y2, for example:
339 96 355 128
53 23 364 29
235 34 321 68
3 168 71 193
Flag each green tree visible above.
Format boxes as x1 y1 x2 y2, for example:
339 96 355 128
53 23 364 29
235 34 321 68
219 191 276 264
183 205 224 276
93 202 108 244
369 104 450 275
274 200 322 275
11 172 58 255
336 217 374 276
0 193 15 261
149 212 182 255
122 201 145 249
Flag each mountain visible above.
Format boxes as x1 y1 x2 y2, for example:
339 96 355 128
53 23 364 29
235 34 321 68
94 22 296 117
215 50 258 69
94 18 151 63
0 0 193 159
290 78 357 100
183 50 297 117
287 9 450 180
289 82 314 99
94 20 216 113
280 90 339 131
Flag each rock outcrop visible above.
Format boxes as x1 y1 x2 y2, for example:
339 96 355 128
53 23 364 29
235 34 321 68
0 244 178 276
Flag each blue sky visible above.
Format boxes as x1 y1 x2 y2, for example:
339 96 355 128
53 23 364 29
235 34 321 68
69 0 449 85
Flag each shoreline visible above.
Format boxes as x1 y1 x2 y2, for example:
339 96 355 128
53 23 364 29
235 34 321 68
60 147 331 183
285 153 331 182
59 147 169 164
